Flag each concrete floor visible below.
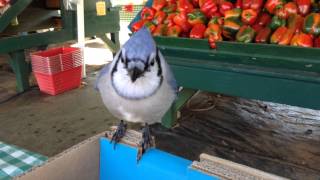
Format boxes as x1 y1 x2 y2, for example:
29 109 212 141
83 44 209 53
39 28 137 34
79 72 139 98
0 21 134 156
0 70 117 156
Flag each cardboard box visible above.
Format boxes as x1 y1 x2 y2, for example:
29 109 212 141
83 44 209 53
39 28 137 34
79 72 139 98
16 133 103 180
16 131 289 180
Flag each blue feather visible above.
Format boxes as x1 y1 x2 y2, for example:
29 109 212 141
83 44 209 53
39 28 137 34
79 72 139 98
123 27 156 62
165 62 178 95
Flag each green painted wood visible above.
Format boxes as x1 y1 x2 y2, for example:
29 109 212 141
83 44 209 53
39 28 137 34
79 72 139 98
162 88 197 128
0 29 74 54
111 32 120 52
216 41 320 62
168 57 320 84
84 9 120 37
0 9 76 53
84 0 112 12
0 0 33 33
159 48 320 73
101 34 117 52
166 56 320 110
153 36 320 110
155 36 210 50
0 7 120 53
100 32 120 53
8 50 31 93
155 36 320 62
162 106 175 128
1 8 60 34
60 9 77 30
155 37 320 73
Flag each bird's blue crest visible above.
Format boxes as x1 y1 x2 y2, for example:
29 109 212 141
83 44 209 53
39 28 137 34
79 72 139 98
122 27 156 61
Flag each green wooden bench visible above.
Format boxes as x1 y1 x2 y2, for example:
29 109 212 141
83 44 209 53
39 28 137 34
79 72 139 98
0 0 120 93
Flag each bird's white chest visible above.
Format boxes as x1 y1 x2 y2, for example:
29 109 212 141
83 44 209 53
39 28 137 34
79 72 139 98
112 66 161 100
98 74 175 124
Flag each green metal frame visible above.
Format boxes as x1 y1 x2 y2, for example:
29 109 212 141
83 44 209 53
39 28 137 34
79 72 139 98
158 36 320 127
0 0 33 32
162 88 197 128
0 0 120 92
8 50 31 92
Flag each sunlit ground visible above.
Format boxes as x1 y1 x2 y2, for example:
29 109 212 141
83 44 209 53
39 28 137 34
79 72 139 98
71 22 131 66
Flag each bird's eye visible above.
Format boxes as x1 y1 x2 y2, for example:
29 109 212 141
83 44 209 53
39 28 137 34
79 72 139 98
150 60 154 66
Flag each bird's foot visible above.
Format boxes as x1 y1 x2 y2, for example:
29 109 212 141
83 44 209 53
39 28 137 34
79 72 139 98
110 120 127 149
137 123 155 162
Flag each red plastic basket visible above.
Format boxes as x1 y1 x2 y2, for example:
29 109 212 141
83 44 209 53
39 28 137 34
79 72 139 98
30 47 83 95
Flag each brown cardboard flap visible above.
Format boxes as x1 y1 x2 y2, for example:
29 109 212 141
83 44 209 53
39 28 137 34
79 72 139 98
191 153 289 180
16 133 104 180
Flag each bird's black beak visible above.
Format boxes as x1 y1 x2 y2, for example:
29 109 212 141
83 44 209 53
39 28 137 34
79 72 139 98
128 67 143 82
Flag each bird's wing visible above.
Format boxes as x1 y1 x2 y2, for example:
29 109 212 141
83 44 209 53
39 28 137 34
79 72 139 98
158 50 178 95
95 49 123 91
94 62 111 91
164 61 178 95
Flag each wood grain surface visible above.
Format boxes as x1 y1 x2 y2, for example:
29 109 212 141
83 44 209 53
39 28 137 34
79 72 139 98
152 92 320 180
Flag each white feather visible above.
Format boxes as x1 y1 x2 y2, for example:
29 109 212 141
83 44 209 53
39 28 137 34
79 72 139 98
112 55 161 99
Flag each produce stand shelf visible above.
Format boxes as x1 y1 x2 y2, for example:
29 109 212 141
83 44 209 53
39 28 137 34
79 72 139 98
1 7 60 36
130 0 320 125
157 36 320 128
129 0 320 127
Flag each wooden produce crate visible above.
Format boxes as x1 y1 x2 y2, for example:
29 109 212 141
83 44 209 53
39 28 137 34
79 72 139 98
129 1 320 111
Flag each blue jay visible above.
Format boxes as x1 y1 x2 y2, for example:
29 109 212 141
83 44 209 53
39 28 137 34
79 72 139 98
96 27 177 161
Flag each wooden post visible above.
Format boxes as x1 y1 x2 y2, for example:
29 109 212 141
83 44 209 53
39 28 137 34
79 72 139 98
9 50 30 92
76 0 86 78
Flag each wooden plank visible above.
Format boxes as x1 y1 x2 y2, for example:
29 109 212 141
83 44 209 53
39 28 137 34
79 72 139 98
1 8 60 35
168 57 320 83
155 37 320 73
216 41 320 62
0 0 33 33
0 29 74 54
159 48 320 73
152 92 320 179
167 57 320 110
84 10 120 37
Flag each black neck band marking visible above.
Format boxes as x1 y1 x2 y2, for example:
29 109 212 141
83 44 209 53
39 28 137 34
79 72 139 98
155 49 162 77
111 51 122 76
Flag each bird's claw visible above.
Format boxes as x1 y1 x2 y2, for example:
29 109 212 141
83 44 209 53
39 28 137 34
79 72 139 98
137 123 155 162
110 120 127 149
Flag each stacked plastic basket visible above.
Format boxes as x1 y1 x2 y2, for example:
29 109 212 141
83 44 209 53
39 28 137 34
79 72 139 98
31 47 83 95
